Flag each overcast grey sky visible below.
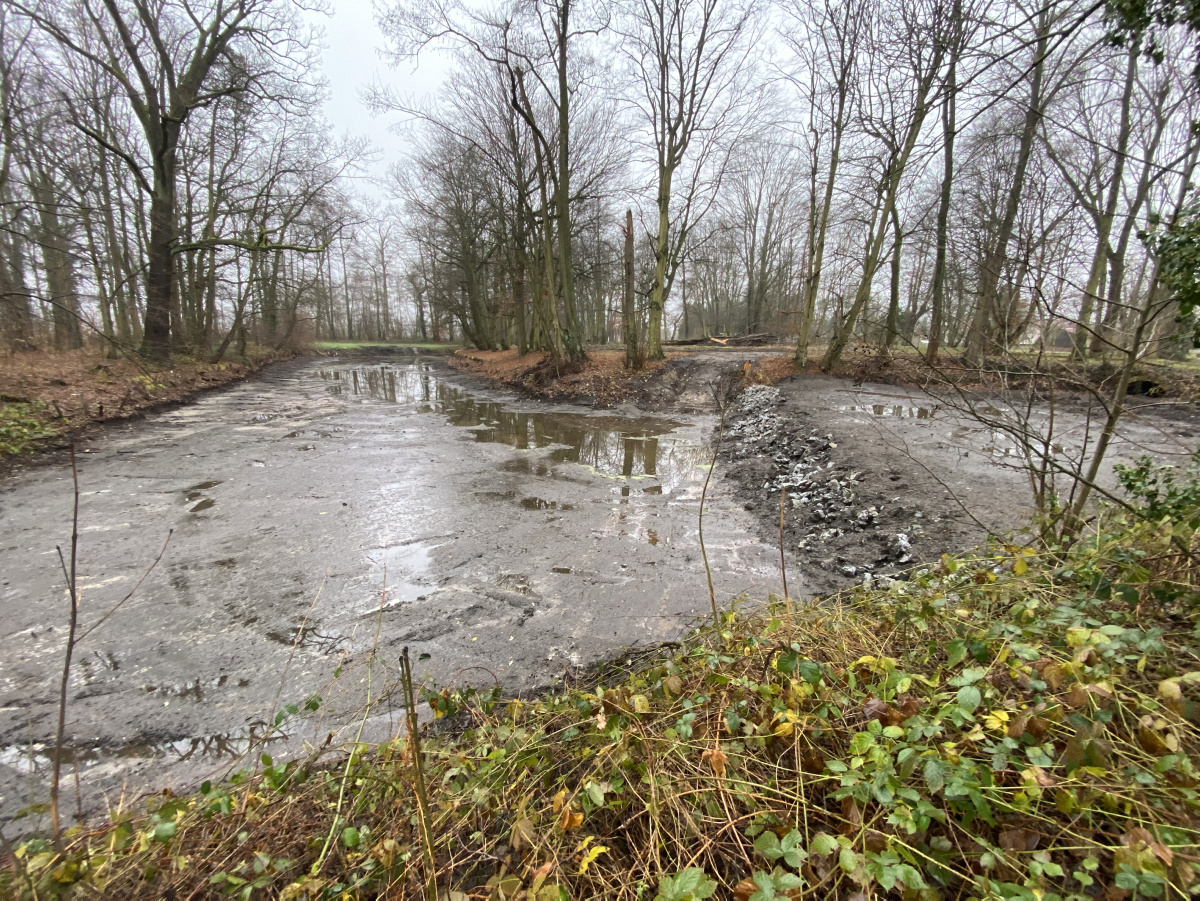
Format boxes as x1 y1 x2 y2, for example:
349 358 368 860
308 0 449 190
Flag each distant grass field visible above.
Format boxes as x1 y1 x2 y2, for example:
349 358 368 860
313 340 459 352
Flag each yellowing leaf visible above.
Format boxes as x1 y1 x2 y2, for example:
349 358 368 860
558 807 583 832
1043 663 1065 690
551 790 566 814
630 694 650 714
1159 679 1183 702
1013 557 1028 575
983 709 1010 732
578 844 608 874
529 860 555 894
1065 628 1090 648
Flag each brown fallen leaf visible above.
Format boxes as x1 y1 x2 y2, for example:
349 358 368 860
511 817 534 852
557 807 582 832
840 796 863 835
1066 683 1089 708
999 828 1038 852
864 830 888 853
863 697 890 722
702 744 728 780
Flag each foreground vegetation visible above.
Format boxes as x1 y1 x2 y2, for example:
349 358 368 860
5 460 1200 899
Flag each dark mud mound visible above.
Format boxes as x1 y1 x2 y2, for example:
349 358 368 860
720 385 971 597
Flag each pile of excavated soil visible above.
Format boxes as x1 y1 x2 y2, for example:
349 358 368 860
719 385 956 598
448 347 794 412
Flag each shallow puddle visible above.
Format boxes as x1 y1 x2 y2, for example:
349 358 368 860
317 363 701 491
0 731 283 776
839 403 934 419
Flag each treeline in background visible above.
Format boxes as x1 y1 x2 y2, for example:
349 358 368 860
1 0 1197 371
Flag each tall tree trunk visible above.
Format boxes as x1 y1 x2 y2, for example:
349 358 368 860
885 204 902 347
966 12 1048 364
623 209 640 369
927 47 956 364
647 165 673 359
554 1 584 364
140 124 180 362
32 172 82 351
1072 41 1138 360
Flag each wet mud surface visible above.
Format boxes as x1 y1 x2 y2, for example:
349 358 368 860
0 355 784 830
4 349 1193 833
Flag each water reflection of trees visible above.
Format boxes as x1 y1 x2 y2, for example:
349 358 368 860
318 365 707 489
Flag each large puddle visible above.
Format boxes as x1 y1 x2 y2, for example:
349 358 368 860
318 363 691 491
0 356 780 832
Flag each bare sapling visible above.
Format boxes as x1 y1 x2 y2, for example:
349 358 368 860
48 442 172 843
49 443 80 843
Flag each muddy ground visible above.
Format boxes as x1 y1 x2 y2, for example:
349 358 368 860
471 345 1200 596
717 370 1200 596
0 352 783 832
1 346 1194 835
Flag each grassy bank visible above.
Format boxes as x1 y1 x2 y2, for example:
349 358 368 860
6 468 1200 899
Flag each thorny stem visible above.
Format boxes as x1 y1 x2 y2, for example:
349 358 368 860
50 443 80 844
401 647 438 901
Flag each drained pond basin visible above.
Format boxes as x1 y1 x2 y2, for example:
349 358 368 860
0 355 782 829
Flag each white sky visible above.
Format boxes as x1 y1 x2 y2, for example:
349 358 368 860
308 0 450 193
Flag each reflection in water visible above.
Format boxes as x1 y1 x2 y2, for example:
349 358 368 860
318 363 703 492
0 731 282 775
840 404 933 419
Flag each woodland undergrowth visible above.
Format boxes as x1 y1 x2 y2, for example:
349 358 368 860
7 462 1200 900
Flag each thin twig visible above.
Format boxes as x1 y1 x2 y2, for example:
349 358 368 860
699 414 725 626
779 486 791 615
49 442 80 845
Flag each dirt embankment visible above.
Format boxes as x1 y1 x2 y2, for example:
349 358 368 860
447 347 794 411
0 348 289 466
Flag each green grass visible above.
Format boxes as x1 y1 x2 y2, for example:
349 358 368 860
8 468 1200 899
312 340 458 352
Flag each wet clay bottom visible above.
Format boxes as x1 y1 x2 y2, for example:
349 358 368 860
0 355 782 833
